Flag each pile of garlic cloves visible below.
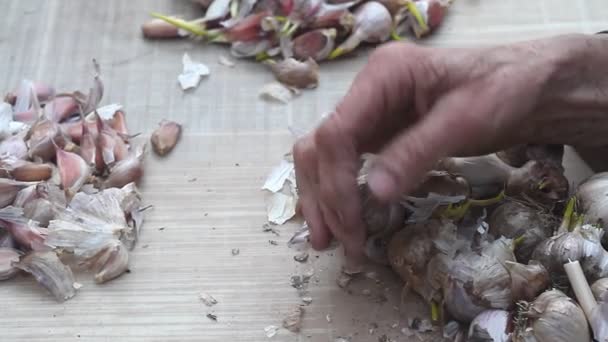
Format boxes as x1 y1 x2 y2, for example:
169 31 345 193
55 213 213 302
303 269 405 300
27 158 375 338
141 0 452 91
272 144 608 341
0 63 149 302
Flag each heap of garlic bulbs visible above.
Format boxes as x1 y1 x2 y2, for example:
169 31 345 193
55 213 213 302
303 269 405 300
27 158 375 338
0 63 156 302
284 143 608 341
140 0 453 90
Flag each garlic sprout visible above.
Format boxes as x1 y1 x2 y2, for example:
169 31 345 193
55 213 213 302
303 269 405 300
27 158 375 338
514 289 591 342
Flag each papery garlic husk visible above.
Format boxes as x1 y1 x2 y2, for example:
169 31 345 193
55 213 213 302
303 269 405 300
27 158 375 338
268 58 319 89
0 132 28 160
496 144 564 168
468 310 512 342
150 120 182 156
576 172 608 248
27 119 64 161
592 278 608 301
141 18 182 39
0 247 22 280
14 251 77 302
85 239 129 284
436 154 512 198
0 178 35 208
329 1 391 58
0 206 48 251
108 110 129 137
488 201 555 263
443 238 516 322
531 224 608 283
514 289 591 342
590 302 608 342
56 146 91 197
79 113 102 171
103 145 145 189
388 219 459 302
23 198 55 227
505 261 550 302
0 227 16 248
292 29 337 61
99 119 129 166
43 97 79 123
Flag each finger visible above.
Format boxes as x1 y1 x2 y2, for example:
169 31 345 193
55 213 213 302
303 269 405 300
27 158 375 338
292 135 333 250
368 85 491 201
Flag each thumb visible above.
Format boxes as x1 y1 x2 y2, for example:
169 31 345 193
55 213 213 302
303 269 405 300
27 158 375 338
367 86 490 201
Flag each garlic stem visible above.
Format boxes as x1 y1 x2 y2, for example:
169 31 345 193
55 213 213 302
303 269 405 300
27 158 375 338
431 300 440 322
564 260 598 324
150 12 208 37
557 197 575 234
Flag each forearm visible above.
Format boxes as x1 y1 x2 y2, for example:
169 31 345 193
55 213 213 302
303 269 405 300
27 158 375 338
532 34 608 147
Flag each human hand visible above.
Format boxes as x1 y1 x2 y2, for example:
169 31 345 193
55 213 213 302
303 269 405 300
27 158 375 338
293 34 608 258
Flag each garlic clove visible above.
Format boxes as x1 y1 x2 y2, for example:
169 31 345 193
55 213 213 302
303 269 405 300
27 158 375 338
12 184 38 208
468 310 512 342
311 9 355 33
108 110 129 137
0 206 48 251
230 39 272 58
268 58 319 89
103 145 145 189
224 11 271 42
43 97 79 123
0 133 28 160
56 146 91 197
292 28 337 61
14 251 78 302
150 120 182 156
11 162 53 182
27 119 63 162
515 289 591 342
141 18 182 39
23 198 55 228
592 278 608 301
0 247 22 280
0 178 34 208
88 240 129 284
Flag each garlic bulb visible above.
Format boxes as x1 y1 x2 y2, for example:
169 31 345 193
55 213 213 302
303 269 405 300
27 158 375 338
388 219 459 302
468 310 512 342
577 172 608 247
14 251 78 302
531 224 608 283
488 201 555 263
514 289 591 342
592 278 608 301
0 247 21 280
496 144 564 168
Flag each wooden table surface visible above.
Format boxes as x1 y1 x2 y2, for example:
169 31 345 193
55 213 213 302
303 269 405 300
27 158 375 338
0 0 603 341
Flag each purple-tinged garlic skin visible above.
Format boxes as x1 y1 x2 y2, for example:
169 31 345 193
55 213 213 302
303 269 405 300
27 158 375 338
55 147 91 197
14 251 77 302
505 261 550 302
88 240 129 284
0 179 33 209
27 119 64 162
0 133 28 160
0 247 21 280
292 28 337 61
104 145 145 189
268 58 320 89
151 120 182 156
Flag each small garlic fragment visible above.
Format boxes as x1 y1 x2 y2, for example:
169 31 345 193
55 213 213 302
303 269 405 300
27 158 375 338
264 325 278 338
0 247 22 280
268 58 319 89
14 251 77 302
259 82 299 104
150 120 182 156
199 292 218 306
282 305 304 332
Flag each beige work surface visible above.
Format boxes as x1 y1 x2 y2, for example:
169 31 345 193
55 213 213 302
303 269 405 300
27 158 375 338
0 0 605 341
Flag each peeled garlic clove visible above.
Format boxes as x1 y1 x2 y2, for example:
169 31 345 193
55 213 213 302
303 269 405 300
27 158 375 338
488 201 554 263
505 261 549 302
43 97 79 123
23 198 54 227
0 178 33 208
515 289 591 342
27 119 63 161
88 240 129 284
104 145 145 189
468 310 512 342
268 58 319 89
292 29 337 61
11 162 53 182
0 247 22 280
56 147 91 197
150 120 182 156
14 251 77 302
141 18 182 39
592 278 608 301
329 1 391 58
0 133 28 160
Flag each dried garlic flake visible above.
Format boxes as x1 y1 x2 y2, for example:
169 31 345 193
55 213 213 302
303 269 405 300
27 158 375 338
199 292 218 306
178 53 210 90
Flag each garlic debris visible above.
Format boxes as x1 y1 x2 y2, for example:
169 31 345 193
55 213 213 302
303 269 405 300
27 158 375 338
268 58 320 89
0 247 21 280
468 310 512 342
150 120 182 156
14 251 78 302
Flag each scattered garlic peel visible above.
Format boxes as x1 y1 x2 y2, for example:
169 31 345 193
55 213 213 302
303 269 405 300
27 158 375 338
14 251 77 302
218 55 236 67
178 53 210 90
262 159 295 193
259 82 299 104
0 247 22 280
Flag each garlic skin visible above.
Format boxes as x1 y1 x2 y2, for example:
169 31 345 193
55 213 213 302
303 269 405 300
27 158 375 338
86 240 129 284
14 251 78 302
27 119 63 162
0 179 35 209
505 261 550 302
329 1 392 58
468 310 512 342
150 120 182 156
0 247 22 280
56 147 91 197
104 145 145 189
592 278 608 301
43 97 79 123
292 29 337 61
515 289 591 342
0 206 48 251
577 172 608 247
268 58 320 89
488 201 554 263
23 198 55 227
0 133 28 160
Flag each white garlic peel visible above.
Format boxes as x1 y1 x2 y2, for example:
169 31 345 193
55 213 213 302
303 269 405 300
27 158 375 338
468 310 511 342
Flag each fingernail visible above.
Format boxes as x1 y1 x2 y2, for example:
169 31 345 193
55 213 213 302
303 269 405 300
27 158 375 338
368 167 397 200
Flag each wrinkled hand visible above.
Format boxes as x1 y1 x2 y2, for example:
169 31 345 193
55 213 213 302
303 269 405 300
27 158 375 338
293 35 602 257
